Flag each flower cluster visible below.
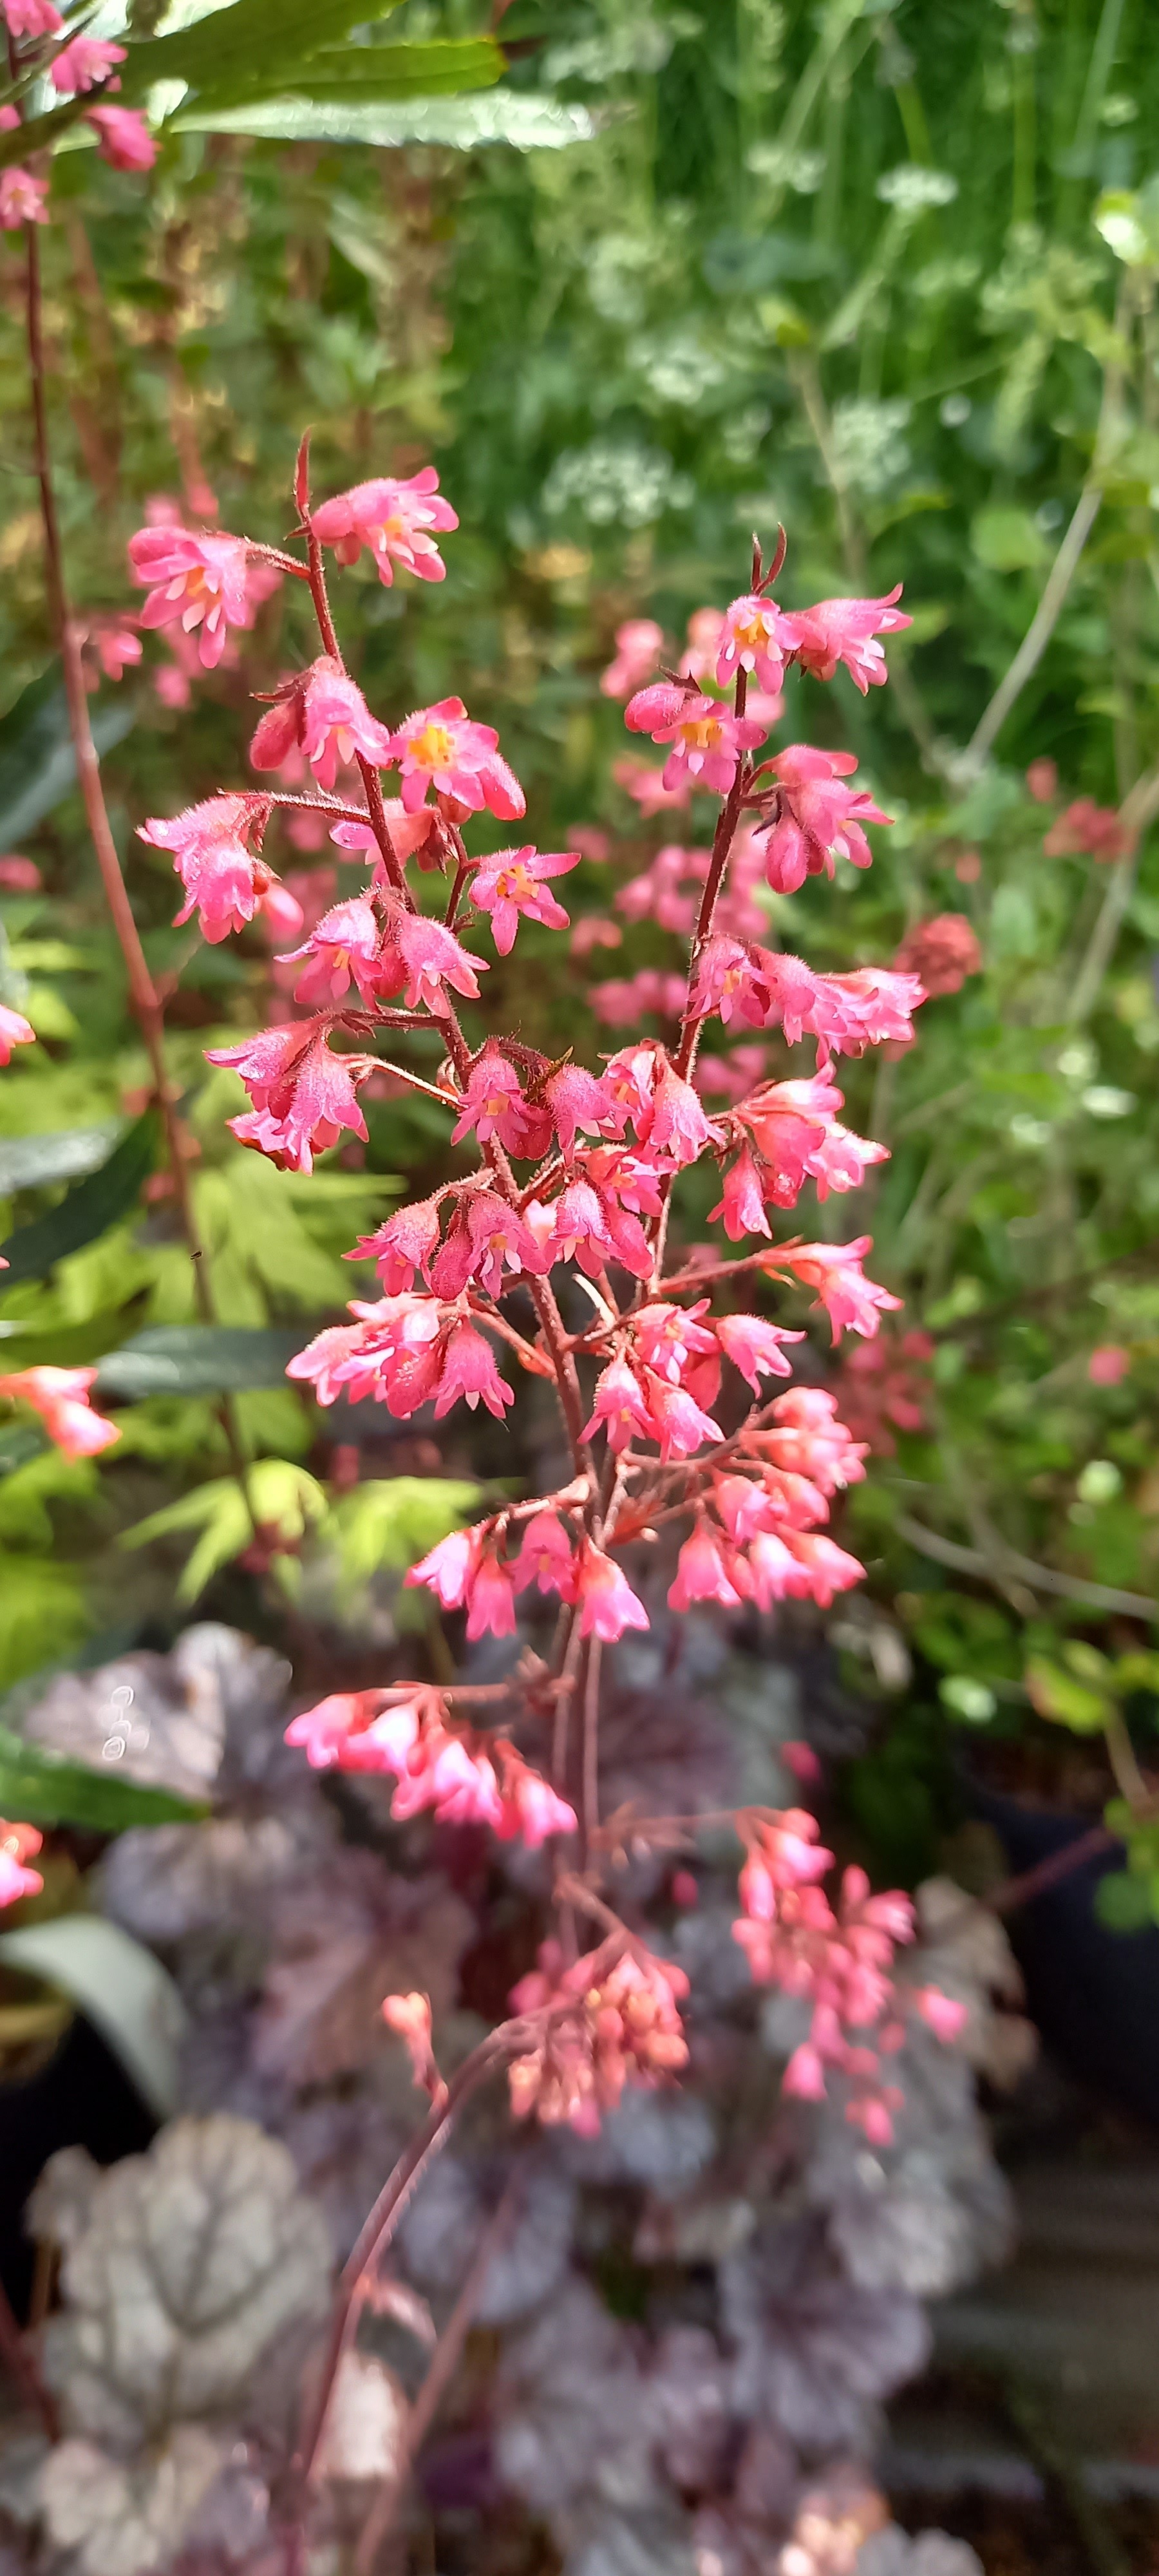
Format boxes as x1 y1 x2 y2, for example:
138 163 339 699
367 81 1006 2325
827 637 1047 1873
731 1811 967 2143
0 7 156 232
0 1365 120 1459
285 1683 576 1844
507 1938 690 2132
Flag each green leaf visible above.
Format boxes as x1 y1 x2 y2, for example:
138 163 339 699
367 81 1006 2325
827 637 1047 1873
0 1557 90 1693
0 1302 147 1374
1093 1868 1156 1933
0 1113 158 1285
0 1916 185 2116
270 36 503 103
0 1721 206 1830
329 1475 480 1598
0 1426 46 1479
0 1127 121 1196
970 506 1050 572
1024 1653 1113 1734
95 1323 308 1400
0 666 133 850
121 1458 328 1602
117 0 404 102
174 89 598 149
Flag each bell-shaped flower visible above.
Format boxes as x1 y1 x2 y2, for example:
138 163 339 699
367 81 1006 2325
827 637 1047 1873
648 1061 719 1167
279 895 391 1007
389 696 525 820
405 1524 484 1611
312 469 458 586
207 1018 368 1173
0 1003 34 1065
469 846 578 954
348 1197 443 1295
625 681 767 797
451 1047 548 1157
0 1821 43 1909
0 1365 120 1459
781 585 910 693
716 593 793 696
128 525 269 669
645 1375 723 1464
433 1320 513 1421
759 745 891 893
550 1176 652 1282
86 103 155 168
543 1063 610 1159
494 1744 577 1846
50 33 124 90
714 1312 802 1392
393 909 485 1014
3 1 62 31
0 168 48 227
668 1519 744 1611
601 618 664 700
633 1298 719 1387
710 1145 772 1243
513 1511 578 1601
781 1237 902 1340
575 1546 649 1643
139 793 278 943
250 658 393 791
581 1358 655 1454
464 1545 518 1640
783 1529 865 1606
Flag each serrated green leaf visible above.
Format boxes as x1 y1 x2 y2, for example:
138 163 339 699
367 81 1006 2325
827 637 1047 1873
117 0 403 102
1093 1868 1156 1932
0 1114 158 1287
0 1916 185 2115
0 666 133 850
0 1722 206 1830
122 1458 328 1601
96 1323 308 1400
174 89 598 149
0 1128 120 1196
329 1475 480 1598
1024 1654 1113 1734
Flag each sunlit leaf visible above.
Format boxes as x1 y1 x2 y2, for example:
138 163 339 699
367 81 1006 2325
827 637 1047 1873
0 1722 207 1830
174 89 598 149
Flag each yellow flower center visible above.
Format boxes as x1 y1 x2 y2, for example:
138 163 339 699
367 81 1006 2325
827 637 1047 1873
679 716 724 751
411 723 455 770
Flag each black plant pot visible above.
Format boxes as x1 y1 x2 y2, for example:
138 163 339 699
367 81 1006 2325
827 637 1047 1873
967 1776 1159 2128
0 2015 155 2319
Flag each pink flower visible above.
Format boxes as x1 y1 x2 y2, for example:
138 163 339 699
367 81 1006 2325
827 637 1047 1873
912 1985 969 2045
349 1197 443 1295
284 1688 386 1768
1026 757 1058 804
713 1145 772 1244
679 607 726 683
781 585 910 692
50 34 124 91
382 1991 445 2101
0 1820 42 1909
312 469 458 585
279 896 391 1008
716 594 793 695
590 969 688 1029
601 618 664 699
1042 797 1127 862
138 794 280 943
612 753 691 817
625 682 766 797
433 1320 513 1421
0 1003 35 1064
549 1175 652 1282
206 1018 368 1173
465 1545 517 1640
1088 1343 1130 1387
330 804 448 871
1 0 61 32
513 1510 578 1600
714 1312 802 1392
406 1525 484 1611
250 659 394 791
668 1519 743 1611
0 1366 120 1458
648 1061 719 1167
0 857 39 892
758 745 891 893
84 620 142 683
429 1191 547 1300
509 1940 688 2129
646 1376 724 1464
390 697 525 820
495 1745 577 1846
893 913 981 998
469 846 578 953
393 909 485 1015
0 167 48 227
451 1047 548 1159
128 526 268 668
543 1063 610 1159
582 1358 655 1454
781 1237 902 1341
86 103 156 169
575 1546 649 1642
784 1530 864 1606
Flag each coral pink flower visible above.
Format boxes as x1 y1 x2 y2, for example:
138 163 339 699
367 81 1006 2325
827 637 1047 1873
612 753 690 817
429 1191 546 1300
0 857 39 893
433 1320 513 1421
0 1820 42 1909
1 0 61 30
128 526 267 668
86 103 155 168
893 913 981 998
138 794 281 943
513 1511 578 1601
381 1990 445 2101
0 1003 34 1064
648 1061 719 1166
451 1047 547 1158
782 585 910 692
250 659 394 791
679 607 726 683
284 1688 386 1768
509 1940 688 2130
464 1545 517 1640
713 1144 772 1243
759 745 891 893
575 1547 649 1642
716 593 793 695
816 965 925 1054
543 1063 610 1159
549 1177 652 1282
782 1237 902 1340
668 1519 744 1611
50 33 124 90
582 1358 656 1454
624 682 766 796
279 896 390 1008
0 167 47 226
600 618 664 699
349 1197 443 1295
0 1366 120 1458
393 909 485 1015
714 1312 801 1392
330 804 447 870
207 1018 368 1173
390 697 525 820
645 1376 723 1464
406 1525 484 1611
494 1745 577 1846
84 620 142 683
912 1985 969 2044
312 469 458 586
1089 1343 1130 1386
1042 796 1127 862
591 969 688 1029
784 1530 865 1605
469 846 578 953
